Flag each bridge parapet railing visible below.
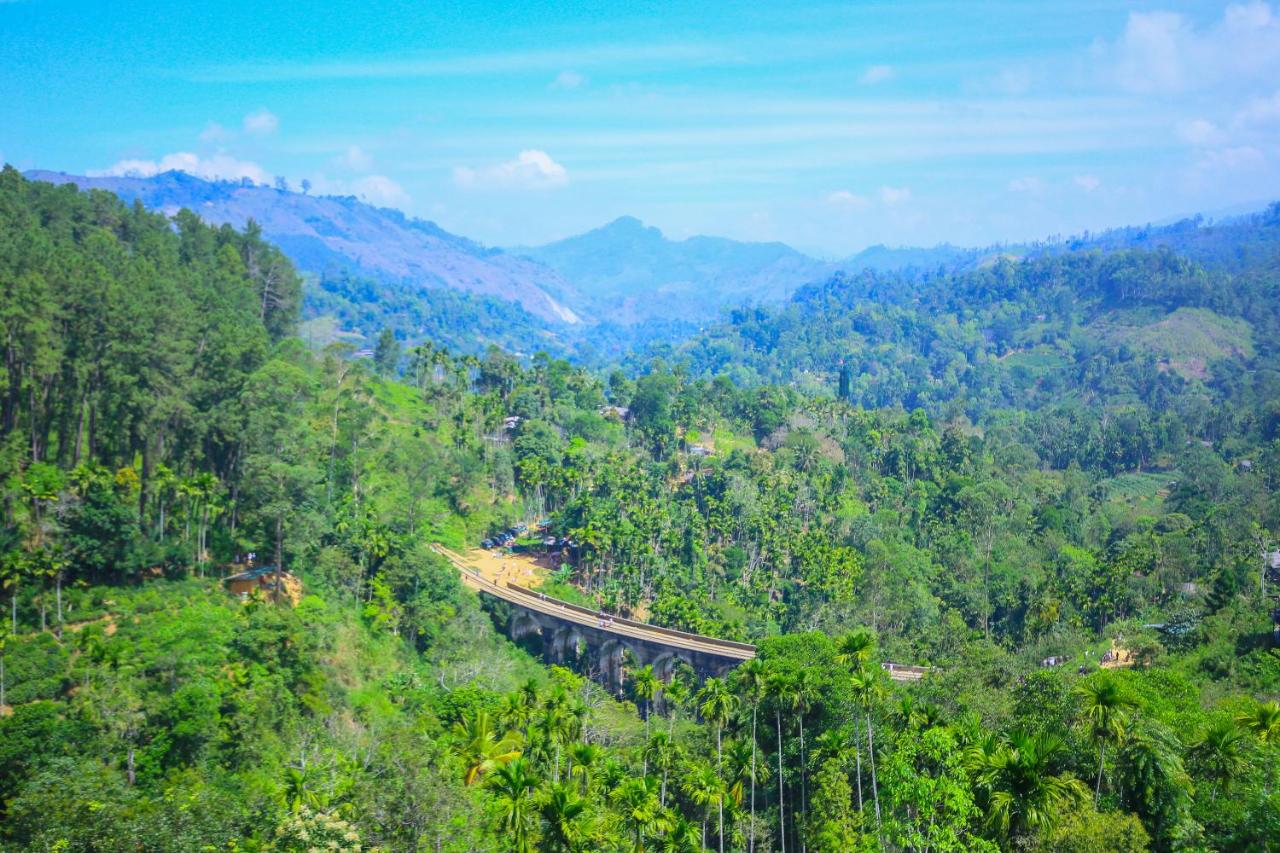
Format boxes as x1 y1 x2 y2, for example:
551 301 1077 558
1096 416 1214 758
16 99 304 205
498 578 757 657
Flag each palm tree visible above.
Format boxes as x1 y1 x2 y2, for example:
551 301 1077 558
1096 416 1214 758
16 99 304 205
611 776 671 853
490 757 540 853
849 663 886 830
1236 699 1280 744
970 730 1088 845
1190 718 1249 800
645 731 678 807
725 738 770 810
569 742 604 796
540 781 587 853
453 710 522 785
1237 699 1280 793
836 630 875 814
732 657 768 853
633 665 660 765
698 676 738 853
1075 673 1135 804
664 674 689 737
683 761 727 851
787 668 818 853
766 671 796 853
659 813 703 853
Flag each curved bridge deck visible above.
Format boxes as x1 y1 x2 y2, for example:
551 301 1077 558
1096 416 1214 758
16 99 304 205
434 544 928 683
433 544 755 665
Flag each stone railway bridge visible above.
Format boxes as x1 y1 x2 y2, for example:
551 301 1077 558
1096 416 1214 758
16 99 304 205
432 545 754 687
432 545 932 688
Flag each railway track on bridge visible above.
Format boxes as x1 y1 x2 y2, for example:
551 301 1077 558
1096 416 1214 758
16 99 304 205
433 544 932 682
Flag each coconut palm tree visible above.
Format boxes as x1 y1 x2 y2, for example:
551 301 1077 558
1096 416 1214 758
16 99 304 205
611 776 670 853
1190 718 1250 800
788 668 818 853
766 671 797 853
849 663 886 829
836 629 876 814
659 813 703 853
490 757 540 853
1236 699 1280 744
698 677 738 853
633 664 660 765
1236 699 1280 793
645 731 680 807
732 657 768 853
453 710 522 785
970 730 1088 845
664 674 689 737
1075 673 1136 804
540 781 588 853
725 738 770 810
683 761 727 851
569 742 604 796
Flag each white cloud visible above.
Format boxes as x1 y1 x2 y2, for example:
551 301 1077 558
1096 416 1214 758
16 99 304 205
1007 176 1044 193
1234 89 1280 127
551 70 586 89
1177 118 1226 146
1109 2 1280 94
335 144 373 171
1196 145 1266 172
859 64 894 85
198 121 231 143
243 108 279 135
88 151 269 184
1073 174 1101 192
827 189 870 207
453 149 568 190
348 175 410 207
879 186 911 205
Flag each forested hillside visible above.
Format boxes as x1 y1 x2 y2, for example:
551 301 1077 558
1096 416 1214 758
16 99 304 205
1 169 1277 851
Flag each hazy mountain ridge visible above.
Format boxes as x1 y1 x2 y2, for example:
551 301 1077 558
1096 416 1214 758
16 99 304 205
514 215 837 323
24 169 585 326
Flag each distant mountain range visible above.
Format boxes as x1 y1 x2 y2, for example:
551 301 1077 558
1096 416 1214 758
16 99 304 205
512 216 835 324
24 170 846 338
26 168 1268 359
25 169 587 327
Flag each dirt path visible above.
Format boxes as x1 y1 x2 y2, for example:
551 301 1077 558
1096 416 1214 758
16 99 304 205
445 546 550 588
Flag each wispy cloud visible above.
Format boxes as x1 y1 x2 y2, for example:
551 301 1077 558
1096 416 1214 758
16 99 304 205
194 42 740 83
88 151 269 184
454 150 568 190
1007 176 1044 193
827 189 869 207
879 186 911 205
1105 2 1280 94
334 144 373 171
858 64 894 85
551 70 586 89
1073 174 1101 192
243 108 279 135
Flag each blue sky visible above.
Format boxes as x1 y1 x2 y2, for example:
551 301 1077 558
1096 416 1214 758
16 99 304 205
3 0 1279 255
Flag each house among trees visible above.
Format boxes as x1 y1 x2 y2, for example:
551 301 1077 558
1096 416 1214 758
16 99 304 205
599 405 630 422
224 566 302 603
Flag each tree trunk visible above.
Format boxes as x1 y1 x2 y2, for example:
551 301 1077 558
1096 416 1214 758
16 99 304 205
799 716 807 853
55 571 63 637
1095 741 1106 805
750 705 758 853
717 723 725 853
777 708 786 853
854 715 864 810
867 713 881 829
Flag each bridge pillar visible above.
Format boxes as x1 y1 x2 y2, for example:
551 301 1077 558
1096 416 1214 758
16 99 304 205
597 639 629 691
